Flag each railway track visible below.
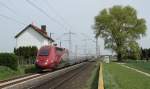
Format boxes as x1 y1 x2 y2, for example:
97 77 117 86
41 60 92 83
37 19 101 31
31 62 91 89
0 73 42 88
51 63 89 89
0 62 86 89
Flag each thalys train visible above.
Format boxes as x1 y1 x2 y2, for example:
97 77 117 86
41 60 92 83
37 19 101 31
35 45 89 71
35 45 69 70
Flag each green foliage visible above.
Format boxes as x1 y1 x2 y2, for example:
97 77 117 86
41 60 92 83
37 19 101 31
0 53 18 70
94 5 147 61
141 48 150 60
14 46 38 58
24 65 39 73
0 66 20 80
0 65 36 80
14 46 37 65
127 42 141 60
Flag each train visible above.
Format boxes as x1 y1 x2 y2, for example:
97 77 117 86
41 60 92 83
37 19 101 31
35 45 91 71
35 45 69 71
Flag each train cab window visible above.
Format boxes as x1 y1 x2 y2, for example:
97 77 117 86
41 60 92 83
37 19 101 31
56 47 63 55
39 49 49 56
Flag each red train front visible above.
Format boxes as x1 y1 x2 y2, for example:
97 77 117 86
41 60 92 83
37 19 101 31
35 45 68 70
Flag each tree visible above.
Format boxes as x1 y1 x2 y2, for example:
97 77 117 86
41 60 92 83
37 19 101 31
94 5 147 61
128 41 141 60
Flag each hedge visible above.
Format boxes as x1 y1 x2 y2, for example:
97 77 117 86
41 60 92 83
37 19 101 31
0 53 18 70
14 46 38 59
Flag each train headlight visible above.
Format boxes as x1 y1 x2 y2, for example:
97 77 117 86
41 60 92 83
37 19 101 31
45 62 48 65
46 60 49 62
51 60 54 63
36 60 39 63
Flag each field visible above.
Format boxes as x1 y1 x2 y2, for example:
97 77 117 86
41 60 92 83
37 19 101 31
103 62 150 89
125 60 150 74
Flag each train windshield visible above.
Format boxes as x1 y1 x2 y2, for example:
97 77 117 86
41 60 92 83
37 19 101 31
39 49 49 56
56 47 64 55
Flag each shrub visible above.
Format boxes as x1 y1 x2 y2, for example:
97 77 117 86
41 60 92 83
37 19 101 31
14 46 38 58
0 53 18 70
24 65 38 73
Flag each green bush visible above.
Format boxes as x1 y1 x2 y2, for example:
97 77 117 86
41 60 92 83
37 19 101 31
24 66 38 73
0 53 18 70
14 46 38 58
14 46 37 65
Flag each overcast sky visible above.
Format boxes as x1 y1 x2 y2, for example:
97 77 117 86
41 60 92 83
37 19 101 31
0 0 149 55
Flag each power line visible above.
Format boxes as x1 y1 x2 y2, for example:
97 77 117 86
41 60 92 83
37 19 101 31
0 14 26 25
26 0 67 30
0 1 17 15
81 33 100 57
44 0 72 30
64 31 75 58
0 1 30 25
82 39 88 56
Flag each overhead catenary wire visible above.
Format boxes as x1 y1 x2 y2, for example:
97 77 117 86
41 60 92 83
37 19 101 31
26 0 68 31
0 1 17 15
81 33 100 57
0 14 26 25
0 1 31 25
44 0 73 30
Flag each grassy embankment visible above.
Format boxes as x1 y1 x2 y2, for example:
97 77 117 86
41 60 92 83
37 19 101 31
0 65 37 80
125 60 150 74
84 62 99 89
103 62 150 89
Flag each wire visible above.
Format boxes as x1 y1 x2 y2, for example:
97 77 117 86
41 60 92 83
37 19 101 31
0 14 26 25
45 0 73 30
0 1 17 15
26 0 67 30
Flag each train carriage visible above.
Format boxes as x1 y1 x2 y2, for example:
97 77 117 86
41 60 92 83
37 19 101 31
35 45 69 70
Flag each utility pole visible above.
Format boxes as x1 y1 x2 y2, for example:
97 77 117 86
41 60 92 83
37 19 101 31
96 38 98 58
59 41 62 47
75 45 78 60
64 30 75 58
99 45 101 57
50 32 54 38
82 39 88 57
80 33 99 58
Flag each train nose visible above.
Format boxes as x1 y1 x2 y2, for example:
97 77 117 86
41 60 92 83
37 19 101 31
36 59 48 67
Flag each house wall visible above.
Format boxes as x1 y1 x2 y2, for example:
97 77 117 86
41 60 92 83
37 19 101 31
16 27 51 49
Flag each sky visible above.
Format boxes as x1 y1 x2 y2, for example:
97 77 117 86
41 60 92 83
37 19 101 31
0 0 149 55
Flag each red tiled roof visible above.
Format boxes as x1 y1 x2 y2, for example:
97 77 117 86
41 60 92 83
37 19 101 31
15 24 54 42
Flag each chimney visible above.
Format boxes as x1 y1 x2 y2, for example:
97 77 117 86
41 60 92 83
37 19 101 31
41 25 46 32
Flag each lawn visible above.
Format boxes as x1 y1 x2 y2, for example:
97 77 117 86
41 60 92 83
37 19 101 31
103 62 150 89
0 65 36 80
125 60 150 74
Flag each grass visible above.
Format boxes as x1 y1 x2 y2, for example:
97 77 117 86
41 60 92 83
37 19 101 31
84 62 99 89
0 66 22 80
0 65 36 80
125 60 150 74
103 62 150 89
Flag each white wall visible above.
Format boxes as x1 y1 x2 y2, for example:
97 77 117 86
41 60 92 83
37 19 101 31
16 27 51 49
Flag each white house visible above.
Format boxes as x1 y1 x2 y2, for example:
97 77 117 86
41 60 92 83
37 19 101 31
15 24 54 49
